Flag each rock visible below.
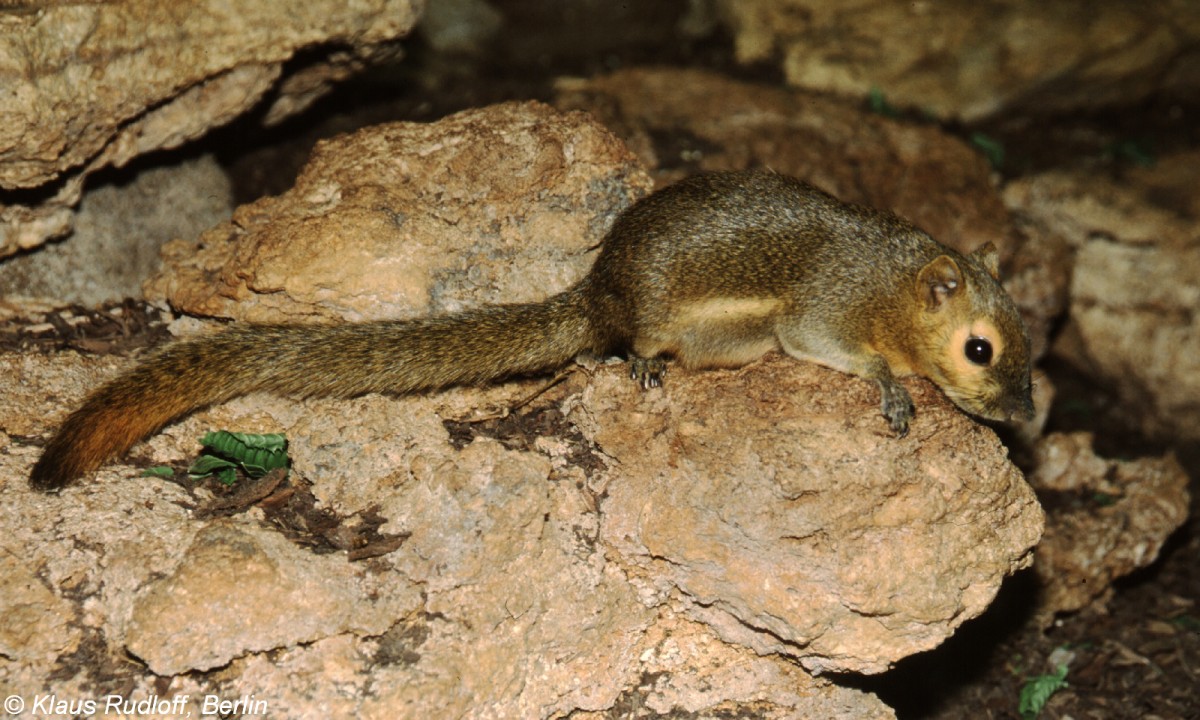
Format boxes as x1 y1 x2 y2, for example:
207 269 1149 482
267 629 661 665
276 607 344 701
125 521 421 675
554 67 1065 359
0 351 651 716
555 68 1015 256
1005 170 1200 443
0 0 422 257
1027 432 1190 622
0 154 232 306
0 345 1015 715
714 0 1200 121
0 374 208 694
569 615 898 720
419 0 503 54
1 101 1043 713
582 354 1043 675
0 554 80 665
144 101 654 323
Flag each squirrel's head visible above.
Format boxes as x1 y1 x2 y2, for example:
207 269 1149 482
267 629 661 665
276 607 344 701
913 242 1035 424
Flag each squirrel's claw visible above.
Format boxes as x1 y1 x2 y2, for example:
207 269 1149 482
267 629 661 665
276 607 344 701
630 356 668 390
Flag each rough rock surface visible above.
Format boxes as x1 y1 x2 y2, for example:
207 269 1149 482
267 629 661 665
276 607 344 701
144 101 653 323
1004 170 1200 443
0 0 421 256
554 67 1066 359
125 521 422 675
0 349 1032 716
715 0 1200 121
0 154 232 305
582 354 1044 675
1028 432 1190 622
0 348 928 718
555 68 1015 255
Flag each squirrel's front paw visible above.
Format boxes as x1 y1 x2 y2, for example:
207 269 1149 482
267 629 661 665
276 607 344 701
878 380 914 437
630 357 668 389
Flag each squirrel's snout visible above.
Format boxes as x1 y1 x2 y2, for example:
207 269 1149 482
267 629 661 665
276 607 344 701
1003 392 1036 422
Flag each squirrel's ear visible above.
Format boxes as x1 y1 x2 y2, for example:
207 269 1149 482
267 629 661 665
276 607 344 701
969 241 1001 279
917 255 963 311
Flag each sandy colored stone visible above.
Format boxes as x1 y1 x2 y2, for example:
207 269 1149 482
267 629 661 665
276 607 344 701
0 0 421 256
0 359 206 696
0 154 233 305
1 345 1043 709
555 68 1015 257
1028 432 1190 621
0 350 647 715
144 101 653 323
1005 170 1200 443
572 614 897 719
580 354 1044 675
79 616 894 719
715 0 1200 121
125 520 421 675
0 554 80 665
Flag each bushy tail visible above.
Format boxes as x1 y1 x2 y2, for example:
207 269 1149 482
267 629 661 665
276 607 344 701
30 289 598 491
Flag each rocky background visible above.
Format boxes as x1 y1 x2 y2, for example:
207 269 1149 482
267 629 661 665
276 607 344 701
1 1 1196 718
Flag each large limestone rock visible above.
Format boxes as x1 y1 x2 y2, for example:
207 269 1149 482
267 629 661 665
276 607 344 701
585 355 1043 675
0 351 1033 717
143 101 653 323
0 101 1044 717
0 0 422 257
1005 170 1200 444
715 0 1200 121
1027 432 1190 623
0 154 233 306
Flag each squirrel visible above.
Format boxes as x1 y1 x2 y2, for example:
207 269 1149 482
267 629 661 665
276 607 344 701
29 170 1035 492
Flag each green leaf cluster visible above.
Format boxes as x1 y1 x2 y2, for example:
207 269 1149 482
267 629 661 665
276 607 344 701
188 431 289 486
1018 663 1069 720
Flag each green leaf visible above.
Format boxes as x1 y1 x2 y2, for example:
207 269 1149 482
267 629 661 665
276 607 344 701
1018 663 1069 719
188 455 237 477
216 466 238 486
867 87 899 118
1105 138 1155 167
141 466 175 478
970 132 1005 170
1171 615 1200 632
192 430 290 483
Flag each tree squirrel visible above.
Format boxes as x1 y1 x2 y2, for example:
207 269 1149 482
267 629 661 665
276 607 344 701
29 170 1034 491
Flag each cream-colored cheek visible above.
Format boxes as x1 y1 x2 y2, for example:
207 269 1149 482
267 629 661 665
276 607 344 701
945 319 1005 381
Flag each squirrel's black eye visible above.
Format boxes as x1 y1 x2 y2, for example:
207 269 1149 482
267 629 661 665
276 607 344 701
965 337 993 366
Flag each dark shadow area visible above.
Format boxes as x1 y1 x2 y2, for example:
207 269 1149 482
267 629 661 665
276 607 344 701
845 570 1042 719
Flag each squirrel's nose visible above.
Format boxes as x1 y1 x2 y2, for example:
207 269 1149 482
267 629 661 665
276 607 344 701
1005 392 1036 422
